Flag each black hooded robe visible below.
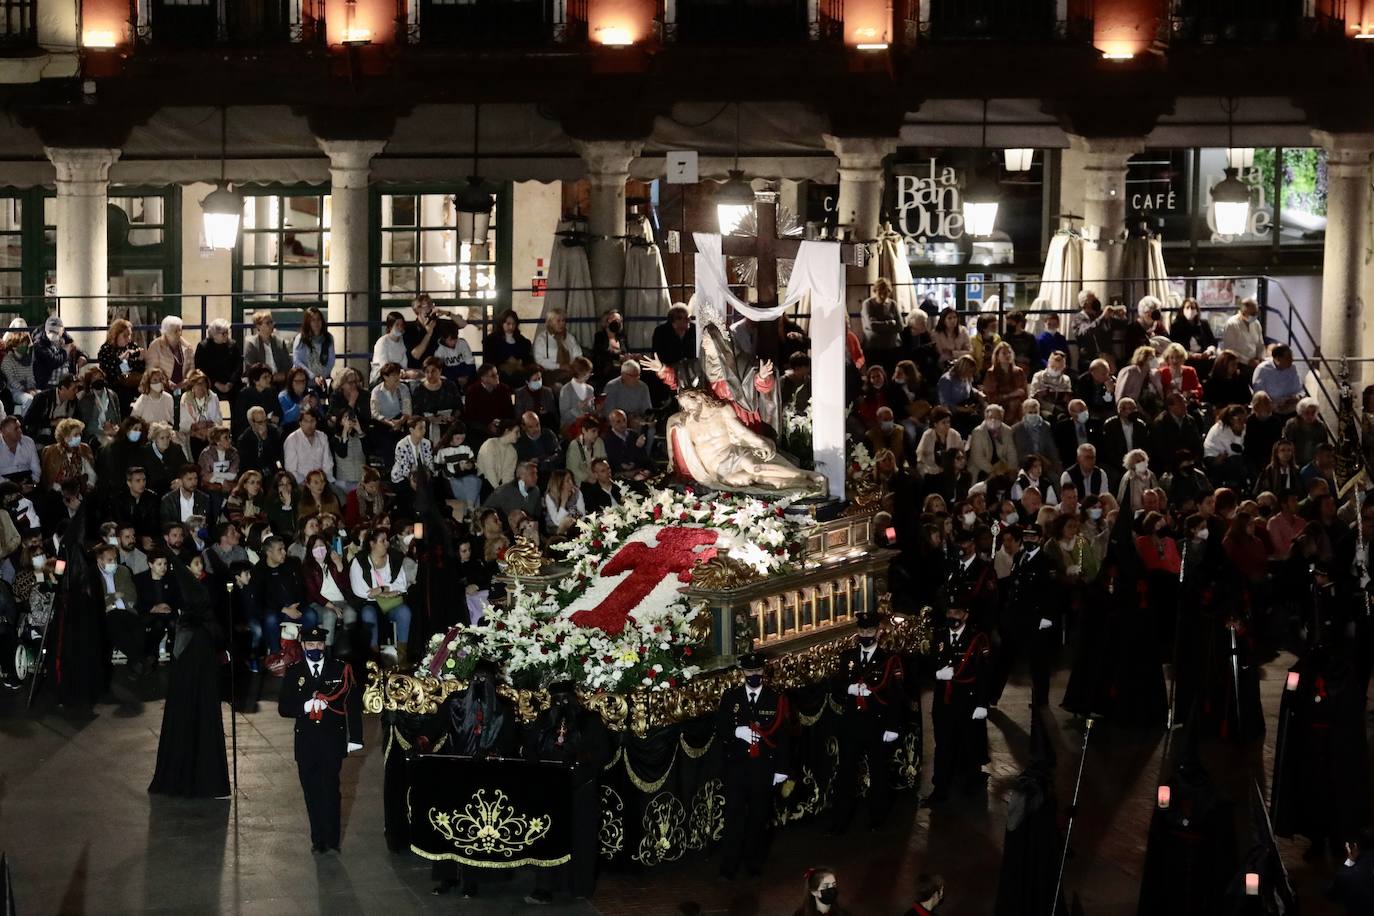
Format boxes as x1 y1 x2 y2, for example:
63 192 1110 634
1137 773 1237 916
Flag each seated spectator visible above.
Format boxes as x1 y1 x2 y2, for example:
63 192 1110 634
111 466 161 542
854 365 891 429
98 318 146 410
345 467 390 530
915 406 964 478
1159 342 1203 404
781 353 813 415
327 367 371 431
1 320 37 415
1076 359 1116 421
0 415 41 484
330 409 367 494
932 307 971 365
970 315 1001 377
1002 310 1041 373
1203 350 1251 410
302 533 353 650
979 342 1028 424
1203 404 1250 489
371 311 411 384
515 410 561 479
266 470 300 539
25 373 81 444
159 463 211 528
484 461 542 530
592 309 628 384
435 421 481 508
243 310 292 386
476 420 519 491
292 306 336 389
652 304 696 369
139 422 191 495
967 405 1018 485
464 363 514 440
1034 312 1069 367
224 469 267 528
866 406 906 466
1061 443 1110 500
370 361 412 452
565 418 606 486
233 363 282 436
198 426 239 494
203 521 250 581
178 370 223 455
1282 397 1330 467
1254 438 1301 500
601 360 654 429
1301 443 1338 498
283 410 334 488
1011 453 1059 507
77 366 122 449
559 357 598 432
483 308 534 385
1029 350 1074 416
143 315 195 395
412 357 461 439
936 356 983 436
236 406 284 476
32 316 84 391
277 367 320 432
39 417 96 492
390 417 433 510
543 468 585 539
249 535 311 658
514 367 559 433
1117 448 1158 512
1098 397 1150 482
1169 297 1217 358
533 308 583 386
581 457 620 513
299 468 344 521
131 369 176 428
1011 399 1061 478
604 409 653 480
195 317 242 404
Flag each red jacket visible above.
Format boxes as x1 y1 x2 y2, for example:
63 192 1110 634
1160 364 1202 400
1135 534 1182 576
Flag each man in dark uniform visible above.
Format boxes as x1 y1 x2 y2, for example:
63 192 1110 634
277 626 363 853
946 527 998 631
522 679 610 905
714 652 790 878
992 524 1055 707
924 591 991 807
828 612 904 833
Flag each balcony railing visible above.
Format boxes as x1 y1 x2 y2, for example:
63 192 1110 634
1170 0 1346 43
131 0 325 48
660 0 842 43
402 0 586 45
915 0 1094 42
0 0 36 52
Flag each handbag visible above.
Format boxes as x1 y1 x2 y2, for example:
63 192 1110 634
376 593 404 612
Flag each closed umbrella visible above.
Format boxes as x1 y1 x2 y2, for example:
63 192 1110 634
543 218 597 349
1038 229 1083 335
877 224 918 320
1121 232 1171 312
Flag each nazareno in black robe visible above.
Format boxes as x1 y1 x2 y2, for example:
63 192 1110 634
994 708 1068 916
52 503 102 711
148 562 230 799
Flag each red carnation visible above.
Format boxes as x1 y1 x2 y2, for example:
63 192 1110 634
602 655 613 663
653 625 662 633
776 507 785 517
679 512 689 521
683 647 693 657
592 539 603 549
645 669 656 680
653 505 663 520
667 678 677 688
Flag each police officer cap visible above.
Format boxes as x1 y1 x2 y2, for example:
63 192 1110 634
854 610 880 629
738 652 765 671
301 626 328 643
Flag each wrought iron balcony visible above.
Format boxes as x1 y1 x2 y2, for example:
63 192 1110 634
1170 0 1346 43
660 0 842 44
131 0 325 48
0 0 36 52
911 0 1094 42
404 0 587 45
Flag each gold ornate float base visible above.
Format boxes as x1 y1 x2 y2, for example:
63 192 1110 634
365 597 931 738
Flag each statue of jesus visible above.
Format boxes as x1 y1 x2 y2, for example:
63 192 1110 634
666 388 827 497
641 323 780 433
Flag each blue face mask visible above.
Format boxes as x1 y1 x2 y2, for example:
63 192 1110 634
127 430 142 443
528 379 543 391
304 648 324 663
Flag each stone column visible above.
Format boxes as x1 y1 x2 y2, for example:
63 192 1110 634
1314 132 1374 382
1067 135 1144 300
46 147 120 353
572 139 643 314
823 134 897 308
318 138 387 373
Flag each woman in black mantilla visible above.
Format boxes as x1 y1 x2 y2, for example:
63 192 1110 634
148 554 231 799
431 659 516 898
52 502 102 714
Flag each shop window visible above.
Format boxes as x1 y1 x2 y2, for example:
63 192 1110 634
0 196 21 305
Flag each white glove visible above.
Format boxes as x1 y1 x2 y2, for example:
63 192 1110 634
935 666 955 681
1038 618 1053 631
846 683 862 696
303 698 325 714
734 725 757 744
856 682 871 697
772 773 787 786
882 730 899 743
347 742 363 753
972 706 988 720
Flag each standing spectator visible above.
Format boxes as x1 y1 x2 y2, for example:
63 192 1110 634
532 308 583 385
243 310 292 385
861 278 902 371
1251 344 1303 417
292 306 336 389
1069 290 1105 366
329 410 366 494
250 535 311 657
283 410 334 487
194 318 242 405
32 316 85 389
1283 397 1330 467
371 312 411 384
483 309 534 385
1220 296 1265 367
143 316 195 395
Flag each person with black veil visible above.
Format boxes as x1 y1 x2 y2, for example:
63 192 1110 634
431 659 517 898
1137 704 1237 916
408 467 466 649
148 553 230 799
51 499 102 713
994 706 1066 916
521 677 611 904
1096 505 1167 728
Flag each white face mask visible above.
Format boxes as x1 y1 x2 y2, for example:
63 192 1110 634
1024 414 1042 427
1135 464 1151 478
105 536 119 546
961 511 976 527
390 329 403 340
46 331 61 344
101 562 117 575
1076 410 1089 424
1004 511 1019 525
30 554 44 569
67 436 81 448
149 382 163 394
1087 508 1103 520
1195 528 1210 541
1046 367 1062 378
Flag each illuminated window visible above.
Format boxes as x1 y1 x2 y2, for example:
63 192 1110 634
236 190 331 307
378 192 497 302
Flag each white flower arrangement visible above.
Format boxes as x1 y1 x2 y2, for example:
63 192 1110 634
850 442 876 473
417 485 811 695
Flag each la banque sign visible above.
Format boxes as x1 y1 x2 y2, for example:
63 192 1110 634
893 159 966 243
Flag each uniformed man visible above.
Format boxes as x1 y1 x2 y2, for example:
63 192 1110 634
828 611 904 833
522 679 609 904
714 652 790 878
924 591 991 807
276 626 363 853
947 526 998 629
992 524 1055 707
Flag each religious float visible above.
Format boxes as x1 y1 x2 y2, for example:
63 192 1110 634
364 223 921 872
364 477 925 869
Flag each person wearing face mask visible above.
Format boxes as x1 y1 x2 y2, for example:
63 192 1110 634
946 524 998 628
1116 449 1159 513
1011 400 1061 479
968 404 1019 486
76 366 122 449
520 678 610 903
794 867 848 916
827 611 905 833
0 319 37 415
923 591 992 807
1220 296 1266 368
95 543 143 673
149 554 232 799
32 316 86 390
866 405 907 465
714 652 791 879
276 625 364 852
1052 398 1099 468
38 417 95 493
